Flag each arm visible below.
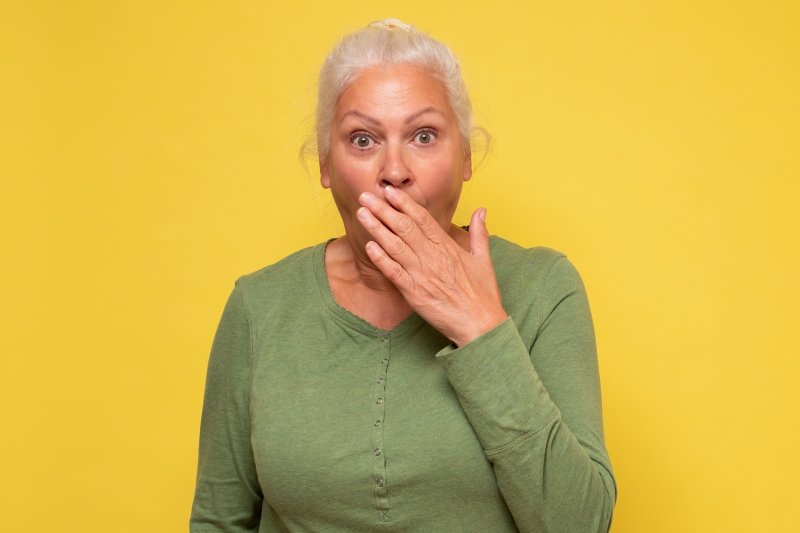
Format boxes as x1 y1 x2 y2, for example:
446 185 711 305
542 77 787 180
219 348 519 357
356 187 615 530
190 282 263 532
436 256 616 532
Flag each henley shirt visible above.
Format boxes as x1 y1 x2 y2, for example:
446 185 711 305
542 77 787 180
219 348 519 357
190 236 616 532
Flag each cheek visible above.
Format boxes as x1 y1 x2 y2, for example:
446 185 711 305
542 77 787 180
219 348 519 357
426 155 464 194
328 157 376 205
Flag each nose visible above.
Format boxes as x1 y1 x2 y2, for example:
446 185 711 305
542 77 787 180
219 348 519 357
379 144 412 188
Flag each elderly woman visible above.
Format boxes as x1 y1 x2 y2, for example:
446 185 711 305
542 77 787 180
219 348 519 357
191 19 616 533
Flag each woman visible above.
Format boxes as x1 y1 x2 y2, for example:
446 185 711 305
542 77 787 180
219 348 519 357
191 19 616 532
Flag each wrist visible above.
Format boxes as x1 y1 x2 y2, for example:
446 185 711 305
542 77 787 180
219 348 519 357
451 310 509 348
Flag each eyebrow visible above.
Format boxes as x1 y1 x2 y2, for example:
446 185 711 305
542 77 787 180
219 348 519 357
341 107 446 126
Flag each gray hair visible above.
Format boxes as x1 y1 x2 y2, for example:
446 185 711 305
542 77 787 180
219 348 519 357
315 19 473 162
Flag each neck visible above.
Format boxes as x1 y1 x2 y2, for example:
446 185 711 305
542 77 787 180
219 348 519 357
343 236 402 294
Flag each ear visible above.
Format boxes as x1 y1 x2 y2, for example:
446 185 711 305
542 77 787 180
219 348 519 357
462 148 473 182
319 158 331 189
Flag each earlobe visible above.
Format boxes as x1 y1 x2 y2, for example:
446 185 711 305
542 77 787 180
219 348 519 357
463 150 473 182
320 159 331 189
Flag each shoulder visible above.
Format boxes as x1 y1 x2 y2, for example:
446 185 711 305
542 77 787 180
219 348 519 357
489 234 588 313
230 242 325 312
489 235 577 287
237 243 318 283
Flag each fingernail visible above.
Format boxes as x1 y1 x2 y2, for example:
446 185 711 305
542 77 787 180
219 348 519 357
357 207 371 220
480 208 487 222
359 192 374 205
384 185 396 197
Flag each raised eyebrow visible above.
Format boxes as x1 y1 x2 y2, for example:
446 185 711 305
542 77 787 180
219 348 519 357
340 107 446 126
404 107 446 124
341 110 381 127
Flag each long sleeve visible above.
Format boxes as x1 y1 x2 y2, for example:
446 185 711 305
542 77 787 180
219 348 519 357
191 282 264 532
435 255 616 532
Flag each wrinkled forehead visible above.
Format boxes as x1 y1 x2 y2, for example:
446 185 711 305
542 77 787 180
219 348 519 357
334 65 454 123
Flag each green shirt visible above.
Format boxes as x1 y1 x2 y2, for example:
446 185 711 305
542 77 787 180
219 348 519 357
191 236 616 532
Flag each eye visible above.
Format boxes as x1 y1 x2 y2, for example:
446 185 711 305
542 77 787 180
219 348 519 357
414 129 437 145
349 132 375 149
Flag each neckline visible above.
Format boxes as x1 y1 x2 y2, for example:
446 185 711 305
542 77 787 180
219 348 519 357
312 239 426 338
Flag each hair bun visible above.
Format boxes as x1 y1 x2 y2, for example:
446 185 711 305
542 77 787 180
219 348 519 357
367 18 414 32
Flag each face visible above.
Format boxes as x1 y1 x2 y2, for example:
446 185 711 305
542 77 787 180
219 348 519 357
320 65 472 243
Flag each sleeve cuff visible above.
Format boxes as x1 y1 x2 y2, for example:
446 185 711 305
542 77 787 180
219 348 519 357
435 318 559 453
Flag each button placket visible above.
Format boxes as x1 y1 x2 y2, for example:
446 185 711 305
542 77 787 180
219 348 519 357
371 334 391 520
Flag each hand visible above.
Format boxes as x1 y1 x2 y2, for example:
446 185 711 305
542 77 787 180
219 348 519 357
356 185 508 347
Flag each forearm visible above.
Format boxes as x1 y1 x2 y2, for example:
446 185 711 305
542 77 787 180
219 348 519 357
437 318 615 532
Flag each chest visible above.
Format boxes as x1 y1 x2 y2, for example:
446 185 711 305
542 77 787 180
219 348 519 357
247 321 503 525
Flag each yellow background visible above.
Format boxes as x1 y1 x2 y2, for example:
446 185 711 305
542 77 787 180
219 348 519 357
2 1 798 531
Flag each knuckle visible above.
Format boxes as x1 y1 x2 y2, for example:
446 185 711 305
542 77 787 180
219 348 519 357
395 215 415 236
386 237 406 257
388 262 405 281
416 210 434 229
441 261 458 286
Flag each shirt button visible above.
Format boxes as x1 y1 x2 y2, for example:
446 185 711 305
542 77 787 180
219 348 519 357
375 397 383 404
374 448 382 456
381 359 388 365
374 420 381 427
381 337 388 343
377 377 385 384
376 478 385 487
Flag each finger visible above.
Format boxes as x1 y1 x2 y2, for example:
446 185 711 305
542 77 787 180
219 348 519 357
359 191 425 245
365 240 414 291
383 185 445 243
357 206 417 264
469 208 491 259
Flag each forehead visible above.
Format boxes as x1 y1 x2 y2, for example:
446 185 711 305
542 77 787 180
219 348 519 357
335 65 452 120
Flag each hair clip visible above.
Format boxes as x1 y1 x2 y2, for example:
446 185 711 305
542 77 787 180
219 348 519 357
368 19 414 32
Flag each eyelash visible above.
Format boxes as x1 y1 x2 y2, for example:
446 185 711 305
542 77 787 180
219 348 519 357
413 129 437 145
349 132 375 149
348 129 438 149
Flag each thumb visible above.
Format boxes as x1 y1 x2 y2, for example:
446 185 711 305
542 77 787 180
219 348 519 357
469 208 490 258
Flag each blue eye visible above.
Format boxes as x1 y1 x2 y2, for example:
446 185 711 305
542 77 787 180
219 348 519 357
350 133 374 149
414 130 436 144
